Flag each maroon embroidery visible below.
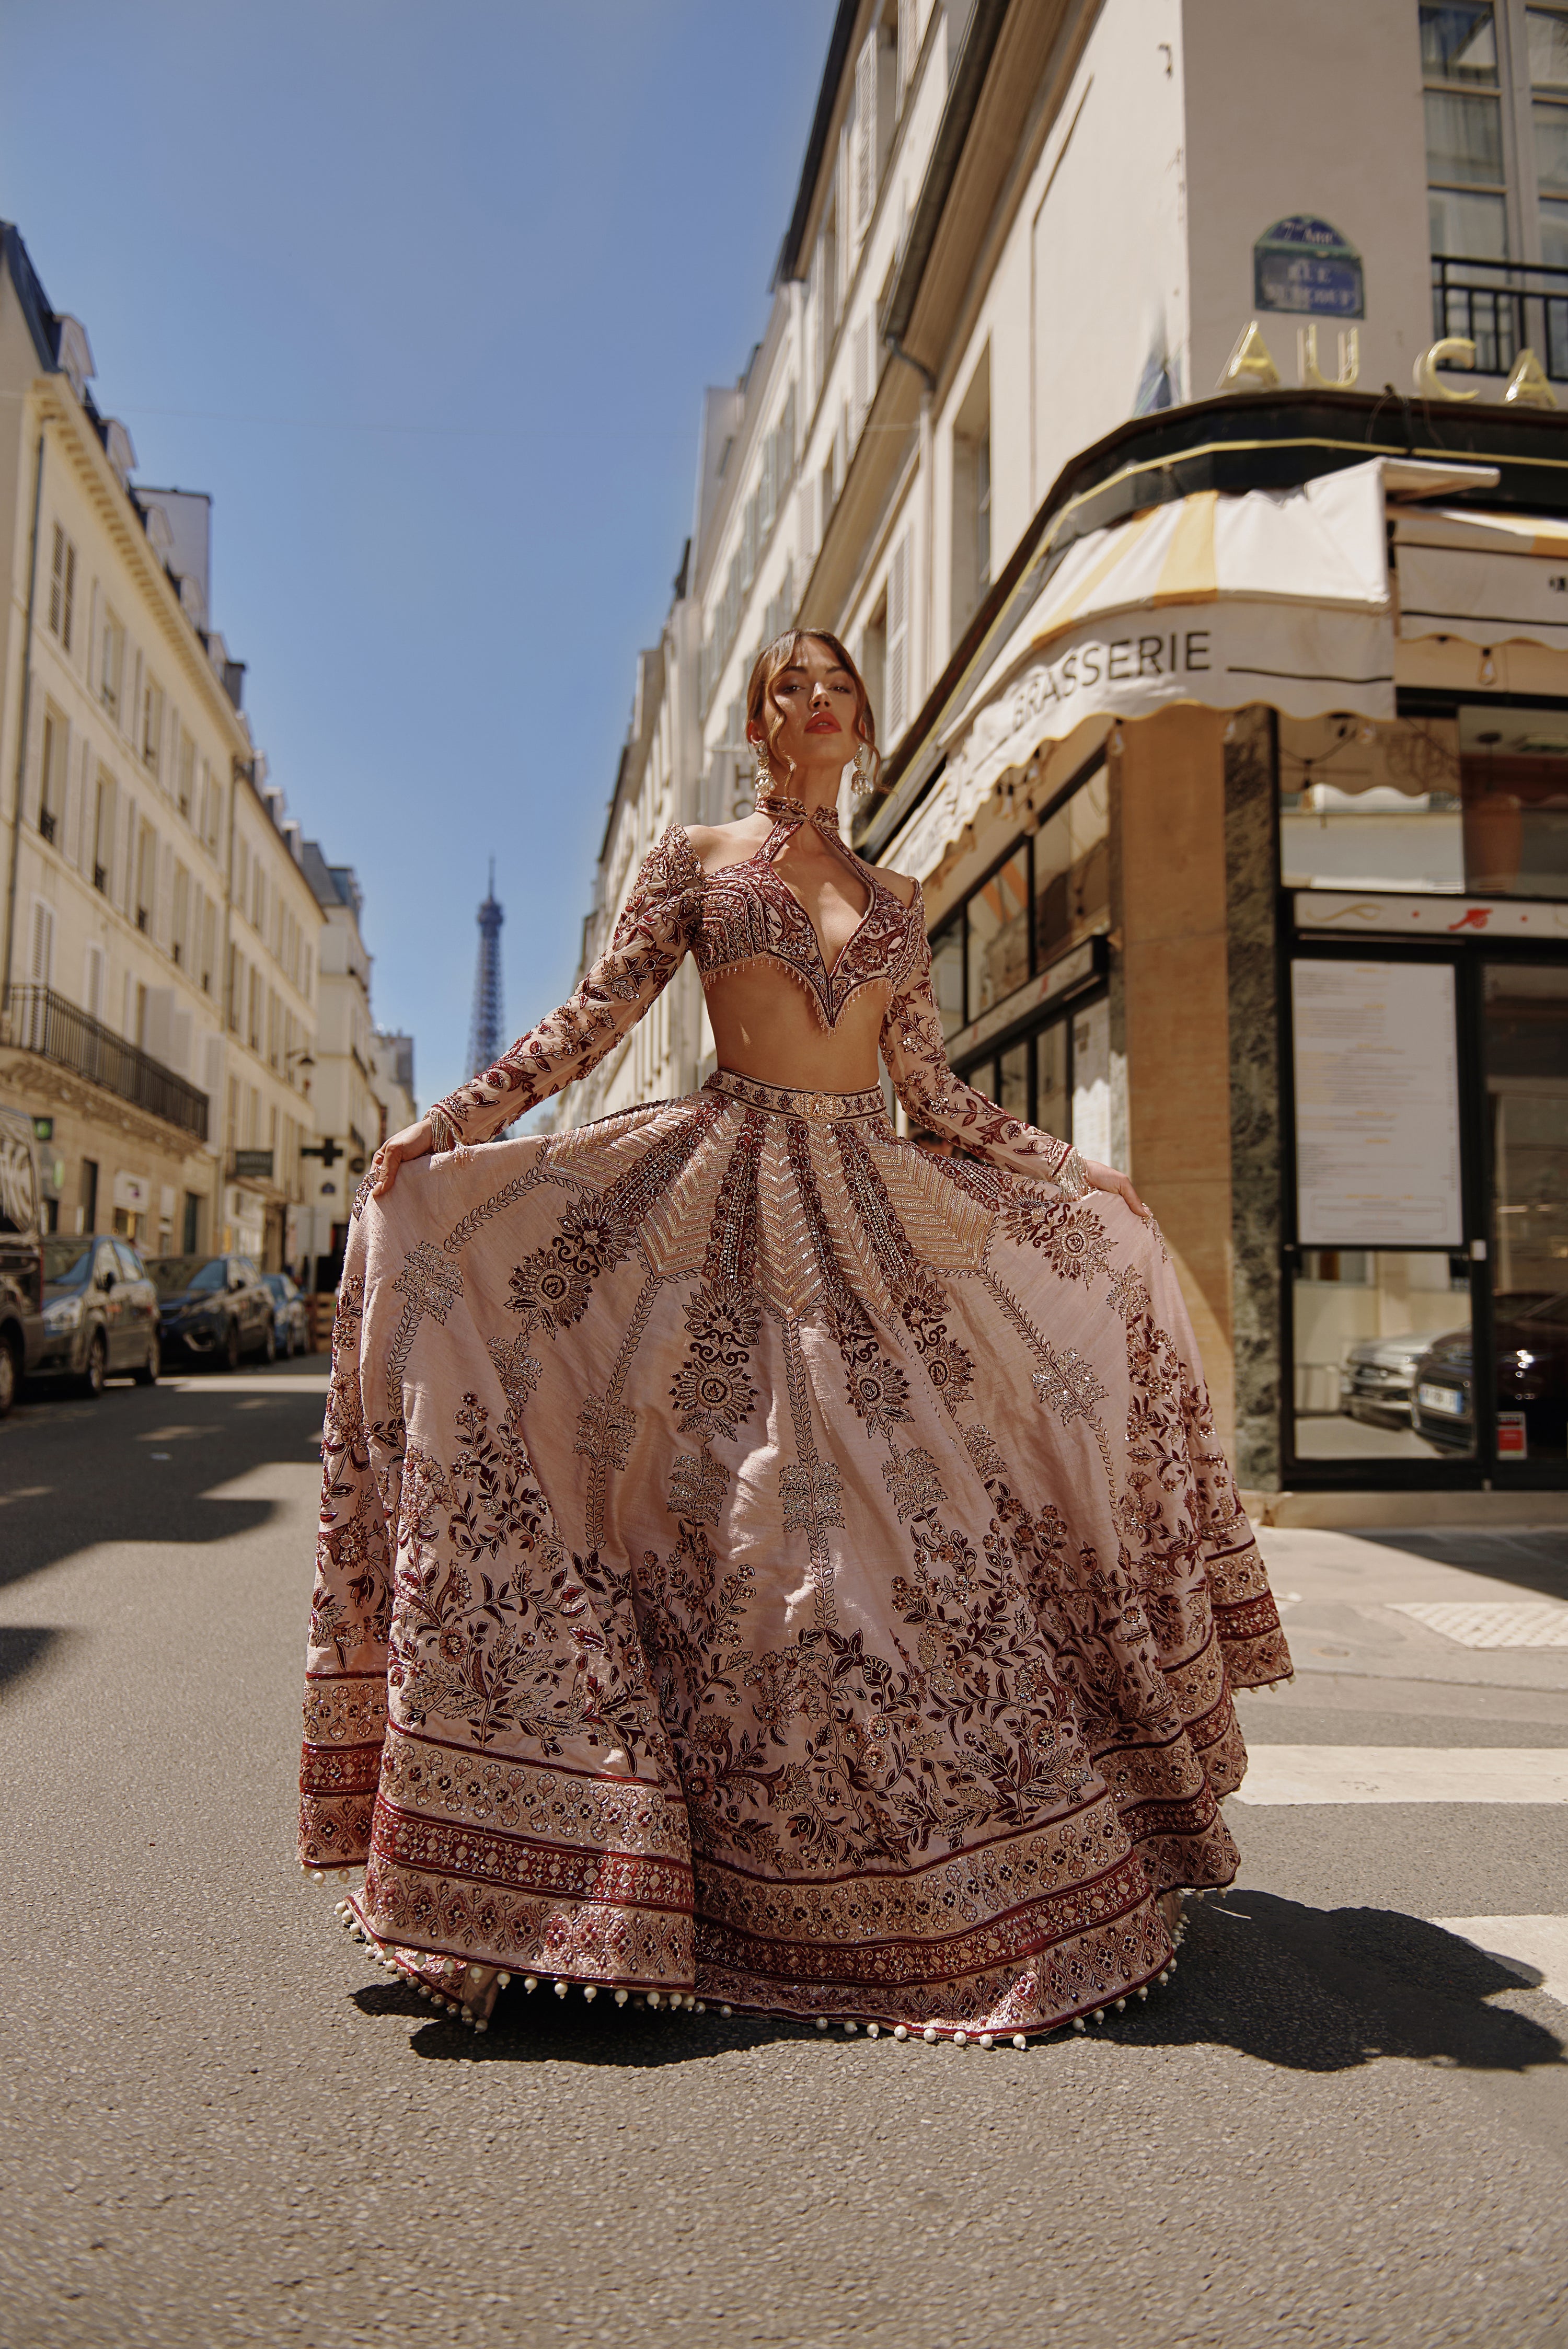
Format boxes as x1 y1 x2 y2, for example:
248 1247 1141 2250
691 804 916 1029
426 812 1085 1192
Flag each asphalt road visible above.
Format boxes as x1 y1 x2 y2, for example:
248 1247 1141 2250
1 1362 1565 2349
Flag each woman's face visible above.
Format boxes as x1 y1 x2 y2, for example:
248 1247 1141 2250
754 638 861 782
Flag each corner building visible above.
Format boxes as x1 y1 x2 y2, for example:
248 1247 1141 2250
558 0 1568 1514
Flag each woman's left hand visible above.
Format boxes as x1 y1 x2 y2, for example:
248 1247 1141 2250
1081 1159 1150 1217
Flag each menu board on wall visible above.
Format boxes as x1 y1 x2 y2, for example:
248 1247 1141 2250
1292 960 1463 1246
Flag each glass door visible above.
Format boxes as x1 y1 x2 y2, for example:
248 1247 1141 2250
1483 961 1568 1467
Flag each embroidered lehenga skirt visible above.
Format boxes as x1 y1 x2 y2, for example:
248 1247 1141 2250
299 1069 1290 2038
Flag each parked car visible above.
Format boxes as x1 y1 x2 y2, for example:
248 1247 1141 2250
0 1104 45 1418
146 1253 275 1370
261 1270 312 1358
1413 1292 1568 1460
38 1235 160 1394
1341 1333 1432 1425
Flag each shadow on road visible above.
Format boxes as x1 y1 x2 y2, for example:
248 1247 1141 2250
0 1624 74 1693
0 1370 328 1592
337 1891 1564 2078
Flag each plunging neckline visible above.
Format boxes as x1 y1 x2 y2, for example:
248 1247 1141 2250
755 810 877 984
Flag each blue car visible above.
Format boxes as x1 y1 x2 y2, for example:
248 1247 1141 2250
261 1271 312 1358
147 1253 275 1371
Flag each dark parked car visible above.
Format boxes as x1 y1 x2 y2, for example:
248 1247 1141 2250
261 1271 311 1358
1412 1292 1568 1460
0 1103 45 1417
38 1235 160 1393
147 1253 275 1371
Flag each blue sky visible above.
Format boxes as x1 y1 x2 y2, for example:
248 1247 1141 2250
0 0 836 1105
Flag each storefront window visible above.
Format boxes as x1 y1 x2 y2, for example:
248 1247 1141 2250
931 919 965 1041
1485 960 1568 1463
1279 714 1465 893
1033 765 1109 964
1281 708 1568 900
1038 1019 1068 1140
1070 997 1110 1162
998 1036 1029 1121
1460 708 1568 899
1293 1248 1475 1460
966 846 1029 1016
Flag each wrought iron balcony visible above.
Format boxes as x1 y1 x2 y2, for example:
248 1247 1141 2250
1431 253 1568 383
0 984 209 1141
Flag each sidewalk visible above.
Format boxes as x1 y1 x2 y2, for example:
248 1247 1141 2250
1255 1526 1568 1692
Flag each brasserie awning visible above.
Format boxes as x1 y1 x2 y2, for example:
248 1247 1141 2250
890 459 1398 876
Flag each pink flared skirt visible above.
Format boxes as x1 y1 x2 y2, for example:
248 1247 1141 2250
299 1068 1290 2037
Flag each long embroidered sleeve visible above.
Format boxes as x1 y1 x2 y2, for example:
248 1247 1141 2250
879 896 1090 1193
429 827 703 1149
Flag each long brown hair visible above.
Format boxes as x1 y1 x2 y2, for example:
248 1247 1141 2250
745 629 881 794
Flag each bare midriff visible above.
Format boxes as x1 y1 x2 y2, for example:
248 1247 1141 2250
701 966 887 1095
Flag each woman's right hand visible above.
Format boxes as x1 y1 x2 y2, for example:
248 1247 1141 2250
370 1115 439 1197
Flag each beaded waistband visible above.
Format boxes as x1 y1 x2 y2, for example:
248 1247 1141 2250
704 1068 887 1122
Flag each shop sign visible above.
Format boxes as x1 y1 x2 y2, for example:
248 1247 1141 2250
1292 960 1463 1247
1295 891 1568 939
1497 1411 1529 1459
233 1149 274 1180
112 1169 150 1212
902 600 1395 881
1254 217 1364 318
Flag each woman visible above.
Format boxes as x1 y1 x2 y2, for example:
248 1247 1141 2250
299 631 1290 2043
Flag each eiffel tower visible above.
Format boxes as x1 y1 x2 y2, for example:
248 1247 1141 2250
467 858 504 1075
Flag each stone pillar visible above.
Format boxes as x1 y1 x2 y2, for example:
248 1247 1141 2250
1223 708 1284 1491
1116 704 1236 1450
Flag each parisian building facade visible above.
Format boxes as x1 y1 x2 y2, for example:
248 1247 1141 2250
0 222 406 1280
557 0 1568 1509
299 841 416 1291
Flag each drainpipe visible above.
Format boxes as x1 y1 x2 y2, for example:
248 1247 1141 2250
3 429 46 1012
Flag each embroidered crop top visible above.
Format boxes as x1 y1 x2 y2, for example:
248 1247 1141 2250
427 799 1087 1192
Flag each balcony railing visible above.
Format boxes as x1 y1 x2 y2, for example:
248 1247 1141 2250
1432 253 1568 382
0 984 209 1141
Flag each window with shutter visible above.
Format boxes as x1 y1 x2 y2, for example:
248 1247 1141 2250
84 943 105 1022
855 33 877 235
852 319 870 435
93 770 115 895
38 706 66 844
48 526 76 648
886 534 909 738
136 822 156 933
142 680 164 775
99 613 123 719
29 899 55 988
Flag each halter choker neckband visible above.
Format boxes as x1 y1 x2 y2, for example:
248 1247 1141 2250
756 792 842 835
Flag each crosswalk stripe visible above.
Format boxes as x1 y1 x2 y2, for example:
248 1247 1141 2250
1231 1747 1568 1805
1431 1916 1568 2007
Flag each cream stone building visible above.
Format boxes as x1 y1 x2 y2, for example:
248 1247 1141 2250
299 845 377 1290
560 1 1568 1514
370 1030 417 1147
0 222 321 1268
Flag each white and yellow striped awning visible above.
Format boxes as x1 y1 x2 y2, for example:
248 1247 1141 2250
887 456 1568 882
884 460 1398 878
1394 504 1568 651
